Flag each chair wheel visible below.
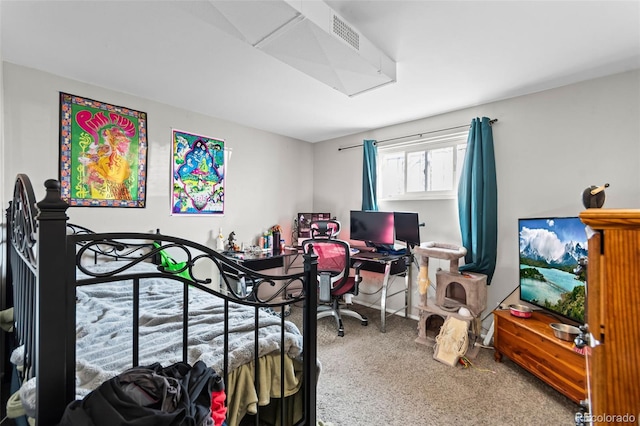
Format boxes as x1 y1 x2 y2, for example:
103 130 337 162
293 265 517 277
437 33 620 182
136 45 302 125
338 330 345 337
361 320 368 326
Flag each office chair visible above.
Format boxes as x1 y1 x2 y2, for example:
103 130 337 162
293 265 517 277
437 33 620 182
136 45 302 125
302 219 368 336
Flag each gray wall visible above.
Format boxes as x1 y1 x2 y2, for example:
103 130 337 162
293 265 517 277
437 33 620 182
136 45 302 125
312 69 640 327
1 63 314 250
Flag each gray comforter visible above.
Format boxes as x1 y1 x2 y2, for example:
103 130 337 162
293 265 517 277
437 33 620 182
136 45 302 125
74 261 303 396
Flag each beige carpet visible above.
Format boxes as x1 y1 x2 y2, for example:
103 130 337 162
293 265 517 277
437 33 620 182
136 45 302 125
292 304 578 426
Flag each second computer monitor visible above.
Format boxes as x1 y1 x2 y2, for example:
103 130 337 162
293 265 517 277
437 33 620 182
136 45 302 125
394 212 421 247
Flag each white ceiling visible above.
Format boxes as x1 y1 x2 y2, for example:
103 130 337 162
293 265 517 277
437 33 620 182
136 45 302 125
2 0 639 143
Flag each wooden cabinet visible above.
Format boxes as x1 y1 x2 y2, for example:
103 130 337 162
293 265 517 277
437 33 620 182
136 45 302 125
579 209 640 425
493 309 586 404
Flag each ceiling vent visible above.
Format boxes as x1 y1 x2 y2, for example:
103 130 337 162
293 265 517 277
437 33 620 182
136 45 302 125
206 0 396 96
332 13 359 51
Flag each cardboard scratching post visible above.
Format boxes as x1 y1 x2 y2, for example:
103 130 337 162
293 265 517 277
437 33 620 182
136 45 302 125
433 316 470 366
413 242 468 306
435 270 487 317
413 242 488 359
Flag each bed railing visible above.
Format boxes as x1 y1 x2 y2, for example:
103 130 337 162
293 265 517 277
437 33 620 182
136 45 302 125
6 174 39 388
7 175 318 426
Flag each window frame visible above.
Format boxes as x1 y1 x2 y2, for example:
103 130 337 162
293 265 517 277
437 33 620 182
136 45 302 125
377 130 469 201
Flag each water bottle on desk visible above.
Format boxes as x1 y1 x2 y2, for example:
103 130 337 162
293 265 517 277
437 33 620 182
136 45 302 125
216 228 225 251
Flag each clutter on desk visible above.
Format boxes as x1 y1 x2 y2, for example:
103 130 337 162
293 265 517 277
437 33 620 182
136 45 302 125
269 224 283 252
216 228 225 251
227 231 239 251
256 224 284 252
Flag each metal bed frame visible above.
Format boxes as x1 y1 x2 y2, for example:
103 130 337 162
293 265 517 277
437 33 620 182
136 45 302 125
4 174 318 426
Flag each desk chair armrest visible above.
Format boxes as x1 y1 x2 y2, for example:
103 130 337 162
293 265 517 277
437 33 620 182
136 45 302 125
352 261 363 296
319 272 332 303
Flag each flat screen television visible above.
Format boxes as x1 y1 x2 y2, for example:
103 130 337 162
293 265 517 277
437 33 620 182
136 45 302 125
349 210 395 248
393 212 421 247
518 216 588 324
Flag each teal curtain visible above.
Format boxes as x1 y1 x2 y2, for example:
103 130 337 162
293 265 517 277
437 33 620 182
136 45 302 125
457 117 497 283
362 140 378 211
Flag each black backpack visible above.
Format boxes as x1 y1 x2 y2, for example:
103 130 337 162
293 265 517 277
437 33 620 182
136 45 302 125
59 361 223 426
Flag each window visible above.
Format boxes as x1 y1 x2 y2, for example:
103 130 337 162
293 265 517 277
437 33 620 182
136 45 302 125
378 130 468 200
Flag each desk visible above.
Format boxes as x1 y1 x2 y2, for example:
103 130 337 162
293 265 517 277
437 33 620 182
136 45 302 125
221 248 302 297
351 252 413 332
223 248 301 273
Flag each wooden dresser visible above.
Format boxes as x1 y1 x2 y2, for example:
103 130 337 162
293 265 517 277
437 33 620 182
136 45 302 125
493 309 586 403
579 209 640 425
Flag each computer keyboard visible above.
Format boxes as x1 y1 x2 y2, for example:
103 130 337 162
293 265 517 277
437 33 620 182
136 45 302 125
353 251 383 259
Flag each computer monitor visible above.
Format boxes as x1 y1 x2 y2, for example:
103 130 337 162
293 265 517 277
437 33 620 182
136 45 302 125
349 210 395 247
394 212 421 247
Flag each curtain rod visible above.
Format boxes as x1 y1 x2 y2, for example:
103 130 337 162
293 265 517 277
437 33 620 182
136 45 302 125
337 118 498 151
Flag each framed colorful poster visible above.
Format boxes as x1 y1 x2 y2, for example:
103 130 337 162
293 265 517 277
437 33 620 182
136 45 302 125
171 129 225 215
59 93 148 207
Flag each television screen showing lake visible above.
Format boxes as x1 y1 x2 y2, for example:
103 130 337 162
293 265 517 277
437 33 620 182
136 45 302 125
520 265 582 304
518 216 588 323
